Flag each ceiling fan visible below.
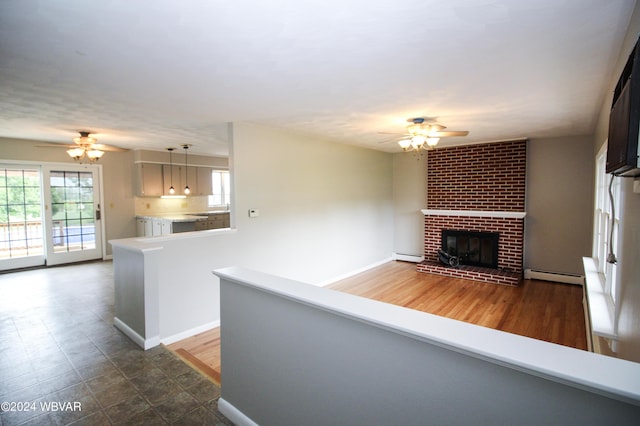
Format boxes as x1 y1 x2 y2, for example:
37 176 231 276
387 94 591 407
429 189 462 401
38 131 128 162
380 117 469 151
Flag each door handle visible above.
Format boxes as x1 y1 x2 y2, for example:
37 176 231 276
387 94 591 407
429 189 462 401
96 204 101 220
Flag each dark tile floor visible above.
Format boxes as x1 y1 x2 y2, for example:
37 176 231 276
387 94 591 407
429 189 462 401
0 261 232 425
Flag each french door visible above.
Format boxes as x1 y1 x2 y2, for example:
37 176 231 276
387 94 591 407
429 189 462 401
0 165 45 270
42 164 103 266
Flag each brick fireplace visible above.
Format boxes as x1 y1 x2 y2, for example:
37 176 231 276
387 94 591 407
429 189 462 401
417 140 527 286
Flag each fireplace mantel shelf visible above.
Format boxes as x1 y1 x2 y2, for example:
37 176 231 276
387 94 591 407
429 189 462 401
421 209 526 219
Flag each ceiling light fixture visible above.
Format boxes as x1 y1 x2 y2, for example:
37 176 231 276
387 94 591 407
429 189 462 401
161 147 187 199
67 131 104 162
182 144 191 195
167 148 175 194
396 117 468 153
399 124 441 152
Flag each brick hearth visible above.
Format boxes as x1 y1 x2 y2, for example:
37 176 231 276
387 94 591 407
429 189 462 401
418 140 527 286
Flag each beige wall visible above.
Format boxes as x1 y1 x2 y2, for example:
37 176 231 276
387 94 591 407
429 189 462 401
525 136 594 275
0 137 136 257
392 152 427 258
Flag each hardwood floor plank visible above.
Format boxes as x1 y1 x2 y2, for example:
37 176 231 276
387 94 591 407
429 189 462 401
168 261 587 383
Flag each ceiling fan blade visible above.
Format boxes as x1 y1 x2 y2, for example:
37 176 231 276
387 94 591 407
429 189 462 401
37 142 128 151
36 143 73 148
430 130 469 137
91 144 128 152
377 131 410 136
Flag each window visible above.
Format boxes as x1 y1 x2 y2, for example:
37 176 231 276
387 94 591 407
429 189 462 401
593 145 621 305
208 170 231 207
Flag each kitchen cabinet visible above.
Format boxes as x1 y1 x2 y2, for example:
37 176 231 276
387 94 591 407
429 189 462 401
136 218 152 237
206 213 230 229
135 162 214 197
162 164 182 195
137 217 172 236
152 218 172 236
195 167 213 196
181 166 198 195
136 163 164 197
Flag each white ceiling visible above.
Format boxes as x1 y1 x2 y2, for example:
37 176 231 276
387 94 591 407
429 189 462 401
0 0 635 156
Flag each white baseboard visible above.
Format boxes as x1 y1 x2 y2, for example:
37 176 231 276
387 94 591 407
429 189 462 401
393 253 424 263
318 257 394 287
114 317 160 350
524 269 584 285
218 398 258 426
160 320 220 346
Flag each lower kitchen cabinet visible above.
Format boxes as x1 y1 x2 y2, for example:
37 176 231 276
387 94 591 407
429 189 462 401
137 218 172 237
136 218 152 237
206 213 230 229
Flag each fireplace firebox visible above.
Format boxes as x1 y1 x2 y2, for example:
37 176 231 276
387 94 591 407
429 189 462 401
441 230 499 269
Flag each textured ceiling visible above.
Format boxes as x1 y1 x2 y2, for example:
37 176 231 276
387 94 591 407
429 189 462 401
0 0 635 156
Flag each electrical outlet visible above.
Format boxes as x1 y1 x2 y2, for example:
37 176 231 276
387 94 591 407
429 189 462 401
634 178 640 194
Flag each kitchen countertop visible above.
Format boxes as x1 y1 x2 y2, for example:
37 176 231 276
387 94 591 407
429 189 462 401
136 211 229 222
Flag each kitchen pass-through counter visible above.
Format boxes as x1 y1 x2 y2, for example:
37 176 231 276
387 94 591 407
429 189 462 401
136 211 230 236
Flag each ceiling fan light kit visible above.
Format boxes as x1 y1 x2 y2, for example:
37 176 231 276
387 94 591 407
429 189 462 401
66 131 105 162
395 117 468 152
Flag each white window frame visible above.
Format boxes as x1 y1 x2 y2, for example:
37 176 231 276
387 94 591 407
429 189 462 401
584 143 621 351
592 145 621 305
208 169 231 208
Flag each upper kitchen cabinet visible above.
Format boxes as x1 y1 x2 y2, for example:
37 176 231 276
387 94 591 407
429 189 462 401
135 163 163 197
195 167 213 196
133 150 228 197
182 165 198 195
162 164 182 195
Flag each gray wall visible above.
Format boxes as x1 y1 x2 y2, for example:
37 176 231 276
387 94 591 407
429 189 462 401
218 271 640 425
392 152 427 258
525 136 594 275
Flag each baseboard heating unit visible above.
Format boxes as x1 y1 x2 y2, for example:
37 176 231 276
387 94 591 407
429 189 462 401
393 253 424 263
524 269 584 285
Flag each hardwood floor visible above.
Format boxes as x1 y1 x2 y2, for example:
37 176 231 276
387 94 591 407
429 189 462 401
168 261 587 384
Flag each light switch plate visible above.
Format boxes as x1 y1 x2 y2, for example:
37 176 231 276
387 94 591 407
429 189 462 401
249 209 259 217
634 178 640 194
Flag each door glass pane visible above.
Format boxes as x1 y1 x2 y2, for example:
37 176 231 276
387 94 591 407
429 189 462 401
50 171 95 253
0 168 43 260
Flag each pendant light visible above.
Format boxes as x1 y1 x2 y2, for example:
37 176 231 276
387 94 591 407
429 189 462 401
182 144 191 195
167 148 175 194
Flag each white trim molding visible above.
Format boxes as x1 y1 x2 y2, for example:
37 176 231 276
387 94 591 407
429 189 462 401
114 317 160 350
582 257 617 340
422 209 526 219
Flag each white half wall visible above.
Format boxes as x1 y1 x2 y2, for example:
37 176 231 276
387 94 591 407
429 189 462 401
216 267 640 425
111 122 395 344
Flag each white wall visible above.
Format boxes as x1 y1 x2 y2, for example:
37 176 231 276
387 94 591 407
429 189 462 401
114 122 395 342
230 122 394 282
